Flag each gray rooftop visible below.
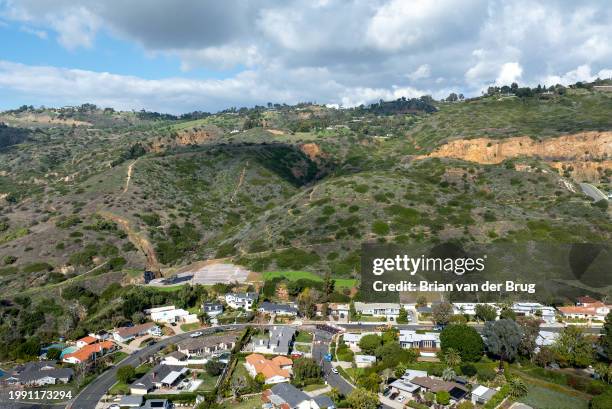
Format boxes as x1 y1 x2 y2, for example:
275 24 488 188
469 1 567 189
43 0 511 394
269 326 296 354
259 302 298 314
270 382 309 407
313 395 335 408
0 361 74 384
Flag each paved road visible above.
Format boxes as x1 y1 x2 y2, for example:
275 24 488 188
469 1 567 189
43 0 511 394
580 182 608 202
338 322 602 335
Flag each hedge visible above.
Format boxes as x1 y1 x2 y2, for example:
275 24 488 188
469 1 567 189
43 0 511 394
407 401 429 409
483 384 510 409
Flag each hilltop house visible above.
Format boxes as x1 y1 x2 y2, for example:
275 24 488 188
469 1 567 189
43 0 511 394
76 335 97 349
388 369 428 398
62 340 115 364
354 302 400 321
202 302 224 318
258 301 299 316
511 302 556 323
113 322 161 343
328 303 350 320
146 305 198 324
558 296 610 321
130 364 188 395
253 326 296 355
225 292 258 309
263 382 336 409
0 361 73 386
399 330 440 357
245 354 293 384
177 333 238 357
471 385 497 405
355 355 376 368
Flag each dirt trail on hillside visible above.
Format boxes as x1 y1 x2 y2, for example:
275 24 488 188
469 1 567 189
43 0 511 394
123 159 138 194
417 131 612 182
230 162 248 203
99 211 160 272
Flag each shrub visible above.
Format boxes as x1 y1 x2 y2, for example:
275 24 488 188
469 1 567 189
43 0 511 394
3 255 17 265
372 220 390 235
483 384 510 409
477 367 496 382
591 390 612 409
407 401 429 409
460 363 477 377
22 262 53 273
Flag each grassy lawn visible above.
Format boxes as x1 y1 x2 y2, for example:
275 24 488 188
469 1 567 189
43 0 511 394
303 383 327 392
518 385 590 409
197 372 220 391
110 351 129 364
262 270 357 289
221 394 263 409
295 331 313 343
180 322 201 332
295 344 311 353
149 284 184 292
108 381 130 395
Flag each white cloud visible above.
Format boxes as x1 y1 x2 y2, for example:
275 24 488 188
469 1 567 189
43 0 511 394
19 25 47 39
407 64 431 81
541 64 612 86
495 62 523 86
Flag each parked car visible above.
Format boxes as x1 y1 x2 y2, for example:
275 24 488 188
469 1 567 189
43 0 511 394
397 396 406 403
331 368 339 374
190 331 203 338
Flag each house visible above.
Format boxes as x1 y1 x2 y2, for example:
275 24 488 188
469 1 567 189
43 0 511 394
328 303 350 319
411 377 468 403
312 395 336 409
245 354 292 384
354 355 376 368
62 340 115 364
535 331 559 353
388 369 427 397
354 302 400 321
258 301 299 316
163 351 188 365
225 292 258 309
399 330 440 357
263 382 311 408
88 330 111 341
0 361 74 386
471 385 497 405
76 335 97 349
452 303 499 317
113 322 161 343
202 302 224 318
342 332 375 352
511 303 556 323
176 333 238 357
253 326 296 355
119 395 144 408
130 364 188 395
147 305 198 324
558 297 610 321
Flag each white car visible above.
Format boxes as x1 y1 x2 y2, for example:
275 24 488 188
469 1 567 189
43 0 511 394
108 405 120 409
331 368 339 374
190 331 203 338
397 396 406 403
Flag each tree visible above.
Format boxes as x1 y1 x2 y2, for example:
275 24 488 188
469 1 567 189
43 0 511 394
508 377 528 398
356 373 380 392
442 367 456 381
323 271 335 299
517 316 540 358
594 363 612 384
446 93 458 102
198 311 209 324
358 334 382 355
475 304 497 322
293 357 321 383
499 307 516 321
46 348 62 360
432 302 453 325
349 301 358 322
436 390 451 405
456 401 475 409
375 342 402 366
131 312 146 324
534 346 554 367
298 288 319 319
440 324 484 362
603 311 612 360
205 359 225 376
117 365 136 384
483 319 523 368
444 347 462 367
553 326 594 367
347 387 379 409
416 295 427 307
230 375 247 399
397 307 409 324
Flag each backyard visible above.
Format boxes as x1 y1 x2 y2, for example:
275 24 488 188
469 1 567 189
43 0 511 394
517 385 590 409
262 270 357 290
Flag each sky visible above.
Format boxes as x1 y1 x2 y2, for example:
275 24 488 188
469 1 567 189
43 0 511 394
0 0 611 114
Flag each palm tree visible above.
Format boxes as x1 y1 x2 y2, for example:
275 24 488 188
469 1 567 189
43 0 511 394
442 367 456 381
444 347 462 367
508 377 528 398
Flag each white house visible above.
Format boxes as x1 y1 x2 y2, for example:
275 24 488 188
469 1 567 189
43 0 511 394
355 355 376 368
452 303 499 317
147 306 198 324
399 330 440 357
471 385 497 405
354 302 400 321
342 332 376 352
512 303 556 323
113 322 161 343
225 292 258 309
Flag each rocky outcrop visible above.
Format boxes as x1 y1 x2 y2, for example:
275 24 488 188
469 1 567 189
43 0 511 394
418 131 611 182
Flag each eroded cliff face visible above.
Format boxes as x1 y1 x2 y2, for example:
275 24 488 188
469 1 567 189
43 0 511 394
149 125 224 152
418 131 611 182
